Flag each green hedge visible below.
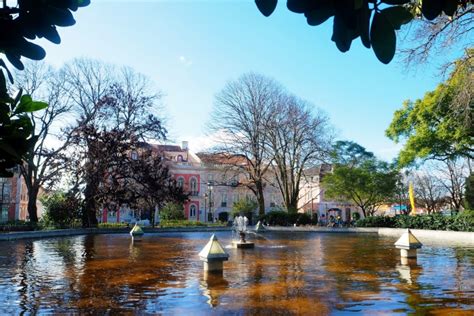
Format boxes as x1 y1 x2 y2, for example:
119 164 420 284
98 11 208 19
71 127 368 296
0 220 37 232
259 211 317 226
159 220 225 228
98 223 129 229
356 210 474 232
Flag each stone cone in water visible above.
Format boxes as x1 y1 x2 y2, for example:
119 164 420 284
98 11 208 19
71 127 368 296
130 224 144 236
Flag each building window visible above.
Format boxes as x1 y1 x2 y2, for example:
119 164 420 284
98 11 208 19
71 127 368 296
177 177 184 188
190 177 198 195
221 193 227 207
208 174 214 184
177 155 183 162
190 204 196 217
131 151 138 160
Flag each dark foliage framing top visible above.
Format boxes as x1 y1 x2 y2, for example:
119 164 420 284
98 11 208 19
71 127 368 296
255 0 473 64
0 0 90 71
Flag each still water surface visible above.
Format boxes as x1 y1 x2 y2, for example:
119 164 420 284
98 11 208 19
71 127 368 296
0 232 473 315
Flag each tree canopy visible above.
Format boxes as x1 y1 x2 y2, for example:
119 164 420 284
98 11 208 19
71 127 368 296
0 0 89 176
255 0 473 64
0 0 90 70
386 49 473 166
322 141 399 216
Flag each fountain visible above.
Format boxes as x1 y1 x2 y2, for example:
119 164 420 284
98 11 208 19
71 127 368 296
130 223 144 241
255 220 265 233
232 215 255 248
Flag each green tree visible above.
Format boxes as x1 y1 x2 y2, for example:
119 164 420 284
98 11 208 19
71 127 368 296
465 173 474 209
41 192 82 228
231 199 258 220
386 50 473 166
160 202 186 221
0 71 48 177
0 0 89 176
322 142 399 217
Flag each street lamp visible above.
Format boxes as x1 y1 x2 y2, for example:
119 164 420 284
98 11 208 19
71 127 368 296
207 182 213 223
204 193 208 223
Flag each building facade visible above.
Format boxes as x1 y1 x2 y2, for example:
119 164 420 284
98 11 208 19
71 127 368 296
0 168 44 222
298 164 364 224
98 141 285 224
197 152 284 222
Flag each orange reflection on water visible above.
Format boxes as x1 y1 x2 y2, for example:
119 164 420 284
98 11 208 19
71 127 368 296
0 232 472 315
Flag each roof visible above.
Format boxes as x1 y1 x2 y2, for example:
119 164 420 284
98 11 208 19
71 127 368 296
197 152 248 166
147 144 185 153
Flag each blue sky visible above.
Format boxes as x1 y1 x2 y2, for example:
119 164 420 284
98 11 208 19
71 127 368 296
38 0 453 160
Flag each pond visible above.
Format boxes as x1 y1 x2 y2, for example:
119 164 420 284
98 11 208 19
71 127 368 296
0 232 473 314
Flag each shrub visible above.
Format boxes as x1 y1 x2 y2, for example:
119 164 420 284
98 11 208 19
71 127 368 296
0 220 37 232
40 192 82 229
355 211 473 232
452 210 474 232
231 199 257 223
263 211 289 226
352 212 361 221
98 223 129 228
218 212 229 222
356 216 397 228
260 211 315 226
159 220 224 228
160 202 186 221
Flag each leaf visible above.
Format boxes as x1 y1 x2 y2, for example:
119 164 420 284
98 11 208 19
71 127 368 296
41 25 61 44
443 0 458 16
6 53 24 70
381 0 411 4
305 8 335 26
0 70 7 99
255 0 278 17
359 3 371 48
14 95 48 114
287 0 309 13
17 40 46 60
370 11 396 64
421 0 443 20
381 6 414 30
0 59 14 83
0 141 22 159
332 14 353 52
46 6 76 27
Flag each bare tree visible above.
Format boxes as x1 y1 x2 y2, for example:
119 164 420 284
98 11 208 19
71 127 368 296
14 62 73 222
63 58 166 227
413 171 446 213
268 95 333 213
210 73 281 215
400 4 473 66
436 159 470 210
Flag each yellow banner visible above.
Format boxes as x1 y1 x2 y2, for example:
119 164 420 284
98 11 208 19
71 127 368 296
409 182 416 215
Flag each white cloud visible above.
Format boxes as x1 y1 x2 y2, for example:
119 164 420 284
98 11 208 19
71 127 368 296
178 55 192 66
178 130 232 153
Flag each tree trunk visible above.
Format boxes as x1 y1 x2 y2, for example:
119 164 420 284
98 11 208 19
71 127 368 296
83 181 98 227
27 186 39 223
256 182 265 216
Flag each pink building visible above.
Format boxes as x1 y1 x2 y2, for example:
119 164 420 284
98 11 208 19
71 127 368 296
0 168 44 222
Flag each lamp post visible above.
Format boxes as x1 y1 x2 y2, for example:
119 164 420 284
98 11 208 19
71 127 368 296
207 182 213 223
204 193 208 223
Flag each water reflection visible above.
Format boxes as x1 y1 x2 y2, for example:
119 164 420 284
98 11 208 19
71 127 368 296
0 232 472 314
200 271 229 307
